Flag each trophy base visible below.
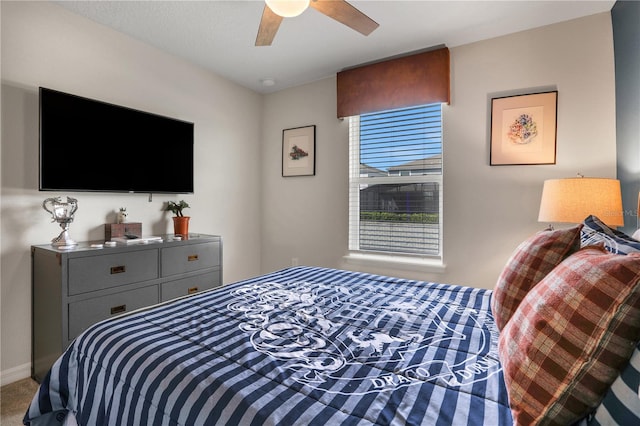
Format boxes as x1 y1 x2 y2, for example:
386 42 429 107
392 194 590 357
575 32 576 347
51 230 77 247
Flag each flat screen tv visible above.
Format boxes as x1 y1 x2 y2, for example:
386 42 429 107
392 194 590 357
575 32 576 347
39 87 194 194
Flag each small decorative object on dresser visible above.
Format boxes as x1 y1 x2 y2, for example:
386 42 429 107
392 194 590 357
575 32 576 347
165 200 190 237
42 196 78 247
104 222 142 241
116 207 128 224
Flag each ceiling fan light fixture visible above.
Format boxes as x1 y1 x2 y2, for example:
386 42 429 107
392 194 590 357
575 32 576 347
265 0 310 18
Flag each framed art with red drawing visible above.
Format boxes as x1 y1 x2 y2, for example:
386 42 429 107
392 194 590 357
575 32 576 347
282 125 316 177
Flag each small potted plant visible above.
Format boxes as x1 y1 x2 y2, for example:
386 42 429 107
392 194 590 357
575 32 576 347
165 200 190 237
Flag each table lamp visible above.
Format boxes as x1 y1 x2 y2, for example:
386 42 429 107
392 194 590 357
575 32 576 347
538 176 623 228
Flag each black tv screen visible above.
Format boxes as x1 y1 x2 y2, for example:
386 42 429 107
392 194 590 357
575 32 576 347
39 87 194 193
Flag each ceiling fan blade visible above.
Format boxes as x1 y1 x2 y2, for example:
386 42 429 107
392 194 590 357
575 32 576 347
255 5 283 46
310 0 379 36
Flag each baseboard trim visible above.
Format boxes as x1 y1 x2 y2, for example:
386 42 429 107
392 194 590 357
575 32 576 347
0 362 31 386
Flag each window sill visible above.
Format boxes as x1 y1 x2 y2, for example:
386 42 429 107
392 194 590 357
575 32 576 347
342 252 446 274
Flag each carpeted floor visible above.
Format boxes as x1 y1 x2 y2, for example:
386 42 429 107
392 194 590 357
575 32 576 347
1 378 39 426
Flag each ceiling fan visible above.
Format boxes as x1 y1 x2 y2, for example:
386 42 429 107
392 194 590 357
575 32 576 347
256 0 379 46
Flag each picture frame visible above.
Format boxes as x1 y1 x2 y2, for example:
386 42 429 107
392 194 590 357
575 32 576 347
282 125 316 177
490 91 558 165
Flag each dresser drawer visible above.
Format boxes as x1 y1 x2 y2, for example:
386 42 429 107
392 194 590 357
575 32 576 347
161 242 220 277
160 271 221 302
68 250 159 295
68 285 158 341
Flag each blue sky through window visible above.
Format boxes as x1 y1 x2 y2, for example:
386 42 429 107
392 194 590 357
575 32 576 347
360 104 442 173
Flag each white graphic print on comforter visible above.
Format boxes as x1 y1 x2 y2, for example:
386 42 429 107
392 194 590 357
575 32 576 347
228 281 500 395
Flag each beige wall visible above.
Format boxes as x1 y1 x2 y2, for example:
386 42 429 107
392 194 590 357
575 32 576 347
1 1 263 384
261 79 350 272
260 13 616 287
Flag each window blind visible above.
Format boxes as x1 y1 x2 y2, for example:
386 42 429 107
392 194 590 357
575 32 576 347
349 104 443 256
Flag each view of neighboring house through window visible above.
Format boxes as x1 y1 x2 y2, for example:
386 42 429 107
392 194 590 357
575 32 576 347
349 104 443 257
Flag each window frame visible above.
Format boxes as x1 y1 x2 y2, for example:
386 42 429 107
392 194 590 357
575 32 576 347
346 104 444 271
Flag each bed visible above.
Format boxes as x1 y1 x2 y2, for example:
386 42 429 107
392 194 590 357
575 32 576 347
24 265 510 425
24 216 640 425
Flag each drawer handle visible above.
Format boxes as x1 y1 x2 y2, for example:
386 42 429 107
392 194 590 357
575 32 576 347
187 254 199 262
188 287 199 294
110 265 126 274
110 305 126 315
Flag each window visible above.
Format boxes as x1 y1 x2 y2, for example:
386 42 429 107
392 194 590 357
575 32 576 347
348 104 443 258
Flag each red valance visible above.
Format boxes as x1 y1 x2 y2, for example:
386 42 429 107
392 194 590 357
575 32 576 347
336 47 450 118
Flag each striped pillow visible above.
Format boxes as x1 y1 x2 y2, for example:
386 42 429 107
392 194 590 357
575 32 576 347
499 247 640 425
588 342 640 425
581 214 640 255
491 225 582 330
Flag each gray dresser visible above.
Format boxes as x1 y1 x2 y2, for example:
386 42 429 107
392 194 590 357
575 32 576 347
31 234 222 382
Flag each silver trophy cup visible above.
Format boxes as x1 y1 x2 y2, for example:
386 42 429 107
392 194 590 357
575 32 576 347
42 196 78 247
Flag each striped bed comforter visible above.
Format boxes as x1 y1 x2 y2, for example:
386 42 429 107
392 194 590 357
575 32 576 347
24 266 512 425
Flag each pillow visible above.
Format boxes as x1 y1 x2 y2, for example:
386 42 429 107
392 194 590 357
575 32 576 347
491 225 582 331
581 215 640 255
499 247 640 425
588 341 640 425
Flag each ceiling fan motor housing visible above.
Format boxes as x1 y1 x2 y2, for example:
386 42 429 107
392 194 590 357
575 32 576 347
265 0 310 18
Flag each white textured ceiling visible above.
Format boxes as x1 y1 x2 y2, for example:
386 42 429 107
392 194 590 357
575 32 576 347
54 0 615 94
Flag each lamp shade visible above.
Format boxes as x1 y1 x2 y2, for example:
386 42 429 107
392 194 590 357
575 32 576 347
538 177 624 227
265 0 309 17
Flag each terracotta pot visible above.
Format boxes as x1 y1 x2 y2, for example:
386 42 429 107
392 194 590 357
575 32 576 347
172 216 190 237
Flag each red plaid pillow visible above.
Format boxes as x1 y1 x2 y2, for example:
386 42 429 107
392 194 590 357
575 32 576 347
491 226 582 330
499 247 640 425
